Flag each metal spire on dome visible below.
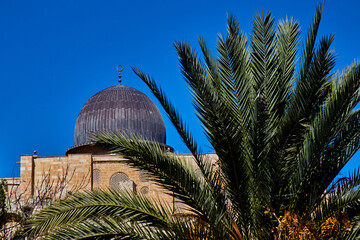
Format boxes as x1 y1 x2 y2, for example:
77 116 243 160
117 65 124 84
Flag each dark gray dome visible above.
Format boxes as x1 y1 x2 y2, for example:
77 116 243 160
74 85 166 146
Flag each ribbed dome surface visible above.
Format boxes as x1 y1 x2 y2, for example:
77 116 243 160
74 85 166 146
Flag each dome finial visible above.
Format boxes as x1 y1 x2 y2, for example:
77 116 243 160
117 65 124 84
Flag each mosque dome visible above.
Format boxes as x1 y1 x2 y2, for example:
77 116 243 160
66 83 167 154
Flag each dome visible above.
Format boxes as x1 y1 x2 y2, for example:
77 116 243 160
68 84 166 153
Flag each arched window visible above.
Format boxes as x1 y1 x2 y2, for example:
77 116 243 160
139 170 150 182
110 172 135 191
93 169 101 184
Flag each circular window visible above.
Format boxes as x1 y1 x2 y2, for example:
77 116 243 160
140 186 149 195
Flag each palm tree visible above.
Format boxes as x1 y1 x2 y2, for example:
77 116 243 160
26 3 360 239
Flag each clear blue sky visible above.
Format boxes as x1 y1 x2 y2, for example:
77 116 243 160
0 0 359 177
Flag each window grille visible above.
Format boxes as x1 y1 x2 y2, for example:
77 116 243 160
139 170 150 182
110 172 134 192
140 186 149 195
93 169 101 184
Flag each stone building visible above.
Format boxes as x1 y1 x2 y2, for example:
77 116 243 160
12 71 216 211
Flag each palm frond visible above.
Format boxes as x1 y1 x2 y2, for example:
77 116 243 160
133 68 217 188
269 17 299 121
94 133 228 228
281 34 335 183
290 62 360 212
312 168 360 223
344 216 360 240
249 11 278 237
41 217 161 240
277 4 324 179
175 41 255 228
296 2 324 95
26 190 171 237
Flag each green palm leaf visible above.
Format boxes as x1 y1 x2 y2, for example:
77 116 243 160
26 190 171 237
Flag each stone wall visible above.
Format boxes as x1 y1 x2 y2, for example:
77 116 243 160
19 152 218 212
20 154 92 200
92 154 173 207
